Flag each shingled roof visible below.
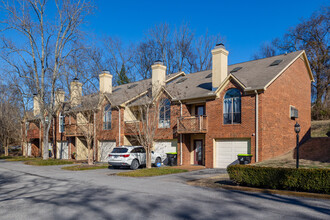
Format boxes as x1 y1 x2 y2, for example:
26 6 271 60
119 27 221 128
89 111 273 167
65 50 310 111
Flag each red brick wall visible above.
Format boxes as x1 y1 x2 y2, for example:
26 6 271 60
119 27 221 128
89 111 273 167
260 58 311 161
205 80 256 168
298 137 330 162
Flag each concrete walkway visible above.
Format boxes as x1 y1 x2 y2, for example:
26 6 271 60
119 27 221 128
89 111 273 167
0 161 329 220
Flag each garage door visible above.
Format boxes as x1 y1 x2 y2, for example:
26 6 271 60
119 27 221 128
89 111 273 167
154 139 177 160
215 139 250 168
99 141 116 162
57 141 68 159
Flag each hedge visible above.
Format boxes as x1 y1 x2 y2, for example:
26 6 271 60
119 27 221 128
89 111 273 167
227 165 330 194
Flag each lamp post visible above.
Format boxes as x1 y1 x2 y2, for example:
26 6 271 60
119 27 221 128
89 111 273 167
294 122 301 169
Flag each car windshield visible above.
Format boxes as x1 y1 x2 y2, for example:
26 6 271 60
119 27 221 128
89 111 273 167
111 148 128 153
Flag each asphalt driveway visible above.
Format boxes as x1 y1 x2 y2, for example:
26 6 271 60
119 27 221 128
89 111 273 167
0 161 329 219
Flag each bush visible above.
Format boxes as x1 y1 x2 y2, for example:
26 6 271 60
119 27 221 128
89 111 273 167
227 165 330 194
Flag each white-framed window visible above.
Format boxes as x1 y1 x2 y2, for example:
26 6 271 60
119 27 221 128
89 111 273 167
59 113 65 133
159 99 171 128
103 104 112 130
223 89 241 124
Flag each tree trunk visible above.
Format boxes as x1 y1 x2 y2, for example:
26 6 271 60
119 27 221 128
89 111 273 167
146 145 152 169
42 122 51 160
4 139 9 156
87 140 93 165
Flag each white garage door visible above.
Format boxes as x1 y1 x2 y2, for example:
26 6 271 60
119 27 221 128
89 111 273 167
215 139 250 168
57 141 68 159
154 139 177 160
99 141 116 162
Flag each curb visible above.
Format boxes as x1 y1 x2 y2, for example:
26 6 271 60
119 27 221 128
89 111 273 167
187 178 330 200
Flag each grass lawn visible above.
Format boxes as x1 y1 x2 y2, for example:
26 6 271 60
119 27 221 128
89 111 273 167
253 152 330 169
62 164 109 171
311 120 330 137
117 167 188 177
5 156 40 161
24 159 75 166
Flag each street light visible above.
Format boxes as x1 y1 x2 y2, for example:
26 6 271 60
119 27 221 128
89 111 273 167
294 122 301 169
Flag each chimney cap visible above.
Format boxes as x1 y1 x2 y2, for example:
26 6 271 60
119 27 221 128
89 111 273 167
215 43 225 49
56 88 64 92
154 60 163 65
33 93 38 96
73 77 79 81
101 70 111 74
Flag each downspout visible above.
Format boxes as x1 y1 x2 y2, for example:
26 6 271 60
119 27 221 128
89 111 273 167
93 111 96 162
179 100 183 166
117 106 121 146
254 90 259 162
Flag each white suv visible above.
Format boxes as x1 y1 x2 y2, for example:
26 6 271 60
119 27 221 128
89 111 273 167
108 146 162 170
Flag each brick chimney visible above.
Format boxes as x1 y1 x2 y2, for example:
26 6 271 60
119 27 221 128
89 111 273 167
211 43 229 90
99 70 113 94
70 78 82 107
151 60 166 96
33 94 40 116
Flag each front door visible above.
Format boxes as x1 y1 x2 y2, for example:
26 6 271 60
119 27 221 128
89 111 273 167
194 140 203 165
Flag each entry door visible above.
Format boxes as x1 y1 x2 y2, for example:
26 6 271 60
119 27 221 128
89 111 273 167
196 106 205 116
194 140 203 165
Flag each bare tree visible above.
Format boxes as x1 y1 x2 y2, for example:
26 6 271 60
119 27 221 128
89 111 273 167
103 37 135 85
0 0 94 159
188 31 222 72
125 88 170 168
133 24 222 77
276 7 329 119
0 84 21 156
253 6 329 119
253 41 279 60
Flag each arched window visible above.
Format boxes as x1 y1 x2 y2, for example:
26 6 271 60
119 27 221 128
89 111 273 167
223 89 241 124
59 113 65 133
103 104 112 130
159 99 171 128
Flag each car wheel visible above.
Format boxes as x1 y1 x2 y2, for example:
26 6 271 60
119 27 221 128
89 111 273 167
130 159 139 170
154 157 161 166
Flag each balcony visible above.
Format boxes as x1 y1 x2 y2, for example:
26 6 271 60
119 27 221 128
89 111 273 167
124 121 142 135
177 116 208 134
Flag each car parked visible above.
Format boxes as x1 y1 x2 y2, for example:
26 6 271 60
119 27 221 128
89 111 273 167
108 146 163 170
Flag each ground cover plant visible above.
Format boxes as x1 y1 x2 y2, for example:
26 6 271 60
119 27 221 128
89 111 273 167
117 167 188 177
62 164 109 171
24 159 75 166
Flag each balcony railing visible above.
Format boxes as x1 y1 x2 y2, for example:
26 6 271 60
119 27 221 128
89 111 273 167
177 115 208 134
124 121 142 135
65 124 93 136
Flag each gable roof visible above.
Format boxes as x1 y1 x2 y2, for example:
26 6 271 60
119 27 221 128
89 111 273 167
64 50 313 110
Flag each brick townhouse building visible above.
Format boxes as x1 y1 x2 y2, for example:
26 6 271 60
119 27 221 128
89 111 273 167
22 44 314 168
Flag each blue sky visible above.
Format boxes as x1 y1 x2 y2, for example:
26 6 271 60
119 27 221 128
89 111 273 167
86 0 327 65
